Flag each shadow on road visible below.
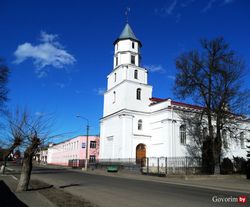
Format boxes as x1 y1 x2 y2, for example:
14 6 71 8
0 180 28 207
59 183 81 188
28 184 54 191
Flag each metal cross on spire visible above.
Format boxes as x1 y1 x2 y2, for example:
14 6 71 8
125 7 130 23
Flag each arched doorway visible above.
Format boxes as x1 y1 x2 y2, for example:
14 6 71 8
136 144 146 166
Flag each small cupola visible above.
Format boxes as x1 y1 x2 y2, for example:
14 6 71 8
113 24 142 69
113 23 142 47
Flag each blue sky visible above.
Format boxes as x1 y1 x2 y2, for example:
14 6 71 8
0 0 249 142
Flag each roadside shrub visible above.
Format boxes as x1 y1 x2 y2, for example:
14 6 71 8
220 158 233 174
233 157 247 174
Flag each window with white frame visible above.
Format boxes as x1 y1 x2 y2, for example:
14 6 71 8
90 141 96 148
138 119 142 130
180 125 186 145
116 56 118 66
136 88 141 100
89 155 96 163
131 55 135 64
134 70 138 79
113 91 116 103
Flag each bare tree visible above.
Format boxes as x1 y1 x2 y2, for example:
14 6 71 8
0 58 9 114
174 37 250 174
0 109 27 174
16 112 53 192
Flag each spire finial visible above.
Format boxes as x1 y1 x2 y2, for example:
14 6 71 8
125 7 130 23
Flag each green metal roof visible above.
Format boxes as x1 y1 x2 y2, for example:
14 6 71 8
114 23 142 46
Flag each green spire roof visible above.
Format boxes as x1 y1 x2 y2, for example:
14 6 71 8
114 23 142 46
119 23 138 40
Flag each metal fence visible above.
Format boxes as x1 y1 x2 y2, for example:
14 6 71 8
142 157 202 175
68 157 202 175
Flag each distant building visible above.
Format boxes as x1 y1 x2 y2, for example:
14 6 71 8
100 23 250 161
47 135 99 166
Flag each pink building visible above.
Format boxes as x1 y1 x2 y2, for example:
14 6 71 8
47 135 99 166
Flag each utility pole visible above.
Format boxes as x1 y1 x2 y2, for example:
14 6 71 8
76 115 89 171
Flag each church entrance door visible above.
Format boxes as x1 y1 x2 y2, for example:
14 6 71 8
136 144 146 166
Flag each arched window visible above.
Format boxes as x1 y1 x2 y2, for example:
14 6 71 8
180 125 186 145
240 132 245 149
113 91 116 103
132 42 135 49
138 119 142 130
131 55 135 64
136 88 141 100
114 73 116 82
116 57 118 66
134 70 138 79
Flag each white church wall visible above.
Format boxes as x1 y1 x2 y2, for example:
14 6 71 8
107 66 126 90
104 81 152 116
127 66 147 84
100 115 123 159
115 39 139 54
108 65 148 90
150 100 171 112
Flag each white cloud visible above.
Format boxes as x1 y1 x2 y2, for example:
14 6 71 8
145 65 166 73
167 75 176 81
155 0 177 17
201 0 216 13
94 88 106 96
56 83 66 89
14 31 76 78
201 0 235 13
35 111 44 116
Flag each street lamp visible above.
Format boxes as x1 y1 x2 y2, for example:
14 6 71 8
76 115 89 171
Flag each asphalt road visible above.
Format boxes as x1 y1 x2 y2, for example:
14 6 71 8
10 165 250 207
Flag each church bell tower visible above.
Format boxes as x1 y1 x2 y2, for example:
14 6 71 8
100 23 152 159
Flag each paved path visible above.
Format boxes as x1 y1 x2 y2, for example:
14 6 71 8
0 174 55 207
28 166 250 207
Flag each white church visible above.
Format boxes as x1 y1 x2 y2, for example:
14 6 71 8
99 23 249 162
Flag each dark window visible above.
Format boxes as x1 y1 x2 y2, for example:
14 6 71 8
180 125 186 145
89 155 96 163
113 91 116 103
136 88 141 100
90 141 96 148
138 120 142 130
131 55 135 64
116 57 118 66
134 70 138 79
114 73 116 82
222 129 228 149
132 42 135 49
240 132 245 149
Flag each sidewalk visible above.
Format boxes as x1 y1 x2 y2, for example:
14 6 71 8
0 174 55 207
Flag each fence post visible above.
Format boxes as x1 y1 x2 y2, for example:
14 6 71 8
147 158 149 174
165 157 167 175
185 157 188 175
157 158 160 176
